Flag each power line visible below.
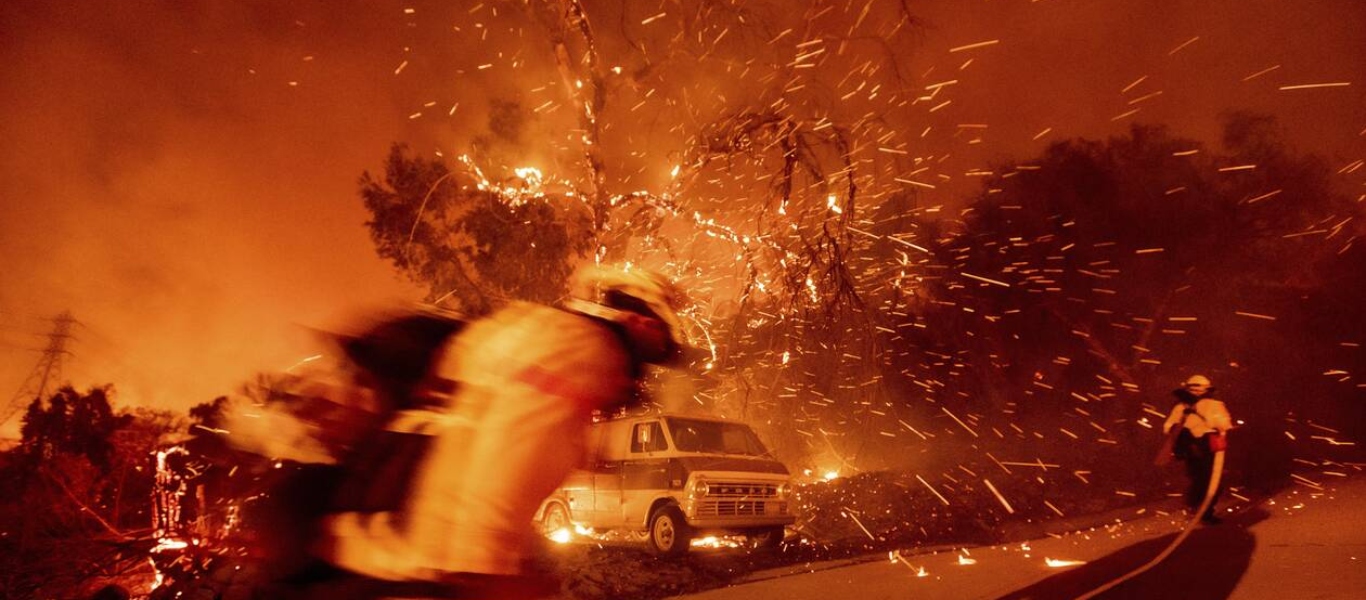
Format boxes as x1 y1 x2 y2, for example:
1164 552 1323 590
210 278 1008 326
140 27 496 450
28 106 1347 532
1 311 78 428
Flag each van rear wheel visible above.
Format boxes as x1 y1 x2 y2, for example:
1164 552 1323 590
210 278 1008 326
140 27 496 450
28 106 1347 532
540 503 570 540
647 506 691 557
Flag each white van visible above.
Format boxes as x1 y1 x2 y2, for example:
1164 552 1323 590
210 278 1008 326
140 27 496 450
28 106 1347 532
536 413 795 556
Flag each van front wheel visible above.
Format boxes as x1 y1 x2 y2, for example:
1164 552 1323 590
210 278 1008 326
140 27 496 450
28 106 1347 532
750 526 785 551
647 506 692 557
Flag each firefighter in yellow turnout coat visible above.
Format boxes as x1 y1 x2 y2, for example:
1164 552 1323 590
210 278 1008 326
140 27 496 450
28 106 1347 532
317 265 689 598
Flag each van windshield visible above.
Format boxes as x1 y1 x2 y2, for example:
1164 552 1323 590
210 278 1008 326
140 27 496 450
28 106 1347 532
665 418 770 456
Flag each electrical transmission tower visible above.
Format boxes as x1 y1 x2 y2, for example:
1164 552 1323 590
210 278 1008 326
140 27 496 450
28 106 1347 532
1 311 77 429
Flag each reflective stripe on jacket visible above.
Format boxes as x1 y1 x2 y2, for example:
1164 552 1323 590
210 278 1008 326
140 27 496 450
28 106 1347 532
1163 398 1232 438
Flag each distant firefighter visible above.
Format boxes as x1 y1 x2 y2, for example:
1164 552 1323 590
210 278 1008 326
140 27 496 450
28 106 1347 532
1161 374 1232 524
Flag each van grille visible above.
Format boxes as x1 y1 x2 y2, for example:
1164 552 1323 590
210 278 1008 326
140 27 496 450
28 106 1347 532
695 481 787 517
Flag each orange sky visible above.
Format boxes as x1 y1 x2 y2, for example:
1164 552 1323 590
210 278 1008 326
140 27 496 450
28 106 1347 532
1 0 1362 435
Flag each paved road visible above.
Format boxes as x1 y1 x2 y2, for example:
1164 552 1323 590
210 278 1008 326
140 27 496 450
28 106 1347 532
681 475 1366 600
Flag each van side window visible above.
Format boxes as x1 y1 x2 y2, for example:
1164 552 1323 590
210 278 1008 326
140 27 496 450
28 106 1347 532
630 422 667 453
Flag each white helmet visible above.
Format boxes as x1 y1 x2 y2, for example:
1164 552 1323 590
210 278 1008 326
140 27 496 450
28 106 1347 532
1184 374 1212 394
564 264 688 365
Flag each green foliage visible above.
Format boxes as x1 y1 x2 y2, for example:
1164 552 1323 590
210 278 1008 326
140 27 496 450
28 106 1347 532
932 114 1358 433
17 385 126 469
1 387 184 598
460 193 587 306
359 144 592 314
963 116 1346 300
359 145 466 304
189 395 230 430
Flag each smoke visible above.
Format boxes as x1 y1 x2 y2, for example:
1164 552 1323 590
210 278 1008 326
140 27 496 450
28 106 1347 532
1 0 1362 435
0 1 427 425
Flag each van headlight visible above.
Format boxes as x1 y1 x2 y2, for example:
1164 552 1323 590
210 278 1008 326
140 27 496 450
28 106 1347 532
776 482 791 499
691 479 710 498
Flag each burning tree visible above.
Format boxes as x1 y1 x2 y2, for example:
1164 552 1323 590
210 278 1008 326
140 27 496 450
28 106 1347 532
356 0 936 462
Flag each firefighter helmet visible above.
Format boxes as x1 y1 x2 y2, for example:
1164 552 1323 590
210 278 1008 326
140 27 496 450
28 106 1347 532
1184 374 1212 394
565 264 687 365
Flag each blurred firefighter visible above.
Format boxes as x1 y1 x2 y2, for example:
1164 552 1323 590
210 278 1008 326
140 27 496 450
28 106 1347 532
1162 374 1232 524
310 264 691 599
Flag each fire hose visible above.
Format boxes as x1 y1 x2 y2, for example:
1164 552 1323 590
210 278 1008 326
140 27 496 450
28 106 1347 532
1073 447 1225 600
